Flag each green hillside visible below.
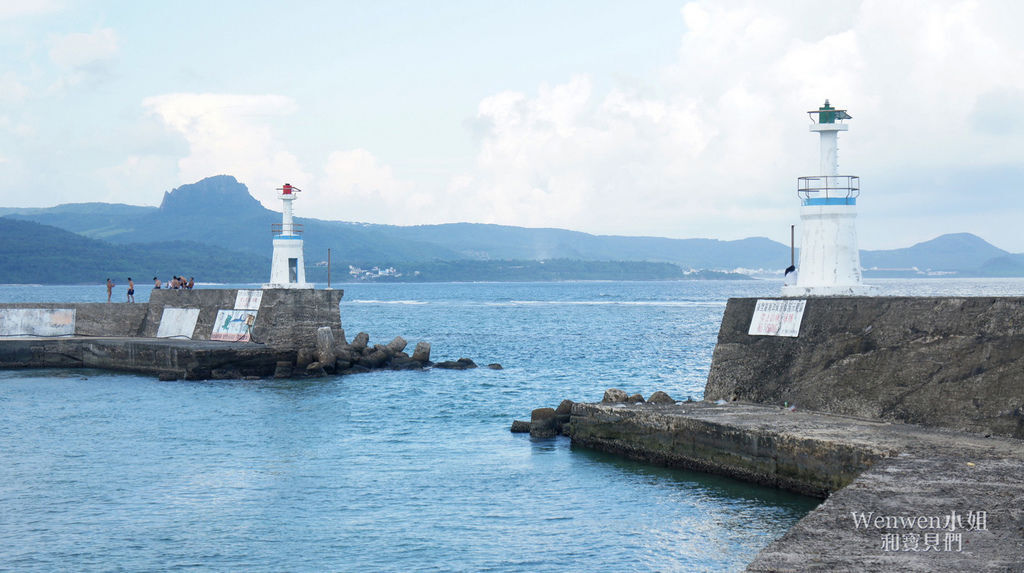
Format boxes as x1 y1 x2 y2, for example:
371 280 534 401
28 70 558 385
0 217 268 284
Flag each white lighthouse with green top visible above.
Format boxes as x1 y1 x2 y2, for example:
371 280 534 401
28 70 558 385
782 100 874 297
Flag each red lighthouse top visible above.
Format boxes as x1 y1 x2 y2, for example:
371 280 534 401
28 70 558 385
278 183 301 195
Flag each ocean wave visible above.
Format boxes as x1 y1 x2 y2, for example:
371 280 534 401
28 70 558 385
491 300 727 307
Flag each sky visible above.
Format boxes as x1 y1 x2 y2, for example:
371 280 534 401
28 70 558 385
2 0 1024 252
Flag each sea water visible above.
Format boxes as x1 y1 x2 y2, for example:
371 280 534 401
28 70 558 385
1 279 1021 571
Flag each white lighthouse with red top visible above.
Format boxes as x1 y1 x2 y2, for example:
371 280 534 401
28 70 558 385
265 183 312 289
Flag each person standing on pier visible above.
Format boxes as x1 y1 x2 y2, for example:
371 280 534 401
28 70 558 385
106 278 114 302
127 278 135 303
153 276 161 289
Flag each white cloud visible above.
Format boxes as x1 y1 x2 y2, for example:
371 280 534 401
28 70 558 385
0 72 30 103
439 0 1024 247
48 28 118 88
0 0 60 21
317 149 432 224
143 93 311 208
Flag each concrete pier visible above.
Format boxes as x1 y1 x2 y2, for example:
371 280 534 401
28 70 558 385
569 400 1024 571
0 288 343 378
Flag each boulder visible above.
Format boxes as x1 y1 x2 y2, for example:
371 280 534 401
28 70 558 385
158 371 179 381
627 393 646 404
487 363 503 370
273 361 293 379
315 326 336 365
358 349 389 369
602 388 629 403
529 407 559 438
334 359 352 372
510 420 531 433
334 346 356 364
555 399 575 415
336 327 348 346
351 332 370 352
306 362 327 377
296 347 316 369
648 391 675 405
434 358 478 370
386 336 408 354
411 341 431 362
390 356 424 370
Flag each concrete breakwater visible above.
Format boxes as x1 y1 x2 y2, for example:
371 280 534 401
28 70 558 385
0 288 486 380
517 296 1024 570
560 393 1024 571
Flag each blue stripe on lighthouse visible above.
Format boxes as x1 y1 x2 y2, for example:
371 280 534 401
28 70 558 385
803 197 857 206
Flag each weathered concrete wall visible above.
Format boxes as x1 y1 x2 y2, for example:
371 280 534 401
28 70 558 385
705 297 1024 438
570 401 886 498
0 302 149 337
145 288 343 348
0 337 293 379
0 288 343 350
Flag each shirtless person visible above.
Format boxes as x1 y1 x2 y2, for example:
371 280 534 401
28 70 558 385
106 278 114 302
153 276 162 289
127 278 135 303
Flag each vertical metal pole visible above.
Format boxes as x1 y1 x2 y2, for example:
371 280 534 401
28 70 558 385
790 225 795 267
328 248 332 289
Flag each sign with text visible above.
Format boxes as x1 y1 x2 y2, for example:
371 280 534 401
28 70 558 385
234 289 263 311
748 299 807 337
211 309 257 342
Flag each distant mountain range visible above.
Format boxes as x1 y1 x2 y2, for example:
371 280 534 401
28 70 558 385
1 174 1021 283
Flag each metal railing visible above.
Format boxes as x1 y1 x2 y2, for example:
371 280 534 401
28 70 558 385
798 175 859 201
271 223 304 235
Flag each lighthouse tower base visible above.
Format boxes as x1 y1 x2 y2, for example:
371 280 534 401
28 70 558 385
264 237 312 289
782 204 875 297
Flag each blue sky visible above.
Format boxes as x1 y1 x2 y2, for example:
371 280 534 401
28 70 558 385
2 1 1024 252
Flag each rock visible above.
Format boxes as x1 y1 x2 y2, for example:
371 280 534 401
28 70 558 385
296 347 316 369
350 332 370 352
334 359 352 372
627 393 645 404
315 326 336 365
341 364 371 375
273 361 293 379
602 388 629 403
648 391 675 405
158 371 179 381
510 420 531 433
530 407 559 438
411 341 431 362
390 356 424 370
334 346 356 364
242 375 262 381
306 362 327 377
555 399 575 415
358 349 389 369
487 363 503 370
386 336 407 354
336 327 348 346
434 358 478 370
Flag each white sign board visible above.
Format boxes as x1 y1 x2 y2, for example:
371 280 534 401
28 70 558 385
748 299 807 337
156 307 200 339
234 289 263 311
211 309 257 342
0 308 76 337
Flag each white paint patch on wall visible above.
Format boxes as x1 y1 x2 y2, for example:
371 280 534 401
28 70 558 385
155 307 200 339
0 308 76 337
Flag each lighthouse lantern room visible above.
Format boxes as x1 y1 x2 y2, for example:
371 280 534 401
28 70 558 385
265 183 312 289
781 101 874 297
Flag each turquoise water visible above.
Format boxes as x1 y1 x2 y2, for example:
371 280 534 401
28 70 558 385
2 279 1021 571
